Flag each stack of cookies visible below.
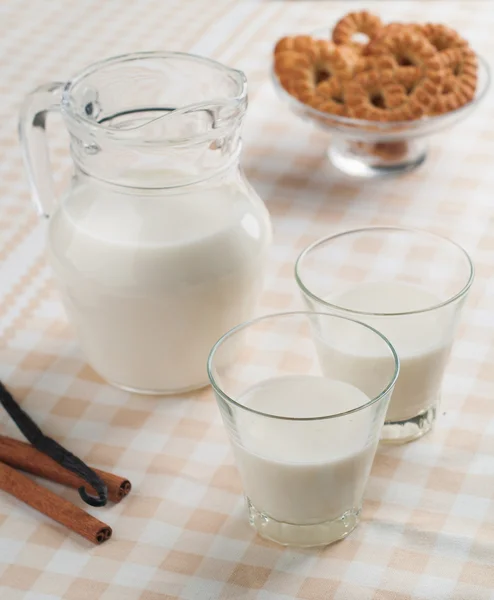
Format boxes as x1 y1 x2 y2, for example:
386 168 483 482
274 11 478 122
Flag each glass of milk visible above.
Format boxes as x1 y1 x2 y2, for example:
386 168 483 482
208 311 399 547
296 227 473 444
19 53 271 394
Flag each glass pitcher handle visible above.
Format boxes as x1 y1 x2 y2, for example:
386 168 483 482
18 82 64 219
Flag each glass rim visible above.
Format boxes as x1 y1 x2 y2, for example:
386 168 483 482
207 310 400 422
295 227 475 317
61 51 247 137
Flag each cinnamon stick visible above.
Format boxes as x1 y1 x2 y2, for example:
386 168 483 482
0 382 108 506
0 435 131 503
0 461 112 544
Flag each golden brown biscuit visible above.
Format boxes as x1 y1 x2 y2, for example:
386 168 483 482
419 23 468 52
432 46 478 114
366 30 439 72
355 54 421 79
364 22 423 54
333 11 383 49
345 69 425 121
309 78 348 116
274 35 316 55
274 37 355 103
366 30 445 112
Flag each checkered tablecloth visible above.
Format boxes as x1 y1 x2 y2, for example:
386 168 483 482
1 1 494 598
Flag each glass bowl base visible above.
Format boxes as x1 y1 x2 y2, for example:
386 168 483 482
247 498 361 547
380 405 436 444
328 138 428 178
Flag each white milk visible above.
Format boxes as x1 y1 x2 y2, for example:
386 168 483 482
47 182 270 392
232 375 376 528
319 281 453 422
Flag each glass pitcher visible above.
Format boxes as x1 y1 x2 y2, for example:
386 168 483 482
19 52 272 395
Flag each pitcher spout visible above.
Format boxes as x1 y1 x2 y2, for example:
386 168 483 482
59 52 248 187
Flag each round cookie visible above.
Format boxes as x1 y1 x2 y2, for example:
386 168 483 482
332 10 383 51
275 37 355 103
345 68 426 121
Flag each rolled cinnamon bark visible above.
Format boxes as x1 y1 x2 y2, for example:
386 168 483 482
0 435 131 503
0 461 112 544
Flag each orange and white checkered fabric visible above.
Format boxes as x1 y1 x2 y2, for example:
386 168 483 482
1 1 494 599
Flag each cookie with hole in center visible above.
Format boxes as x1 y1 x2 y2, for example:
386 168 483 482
274 37 355 103
345 68 426 121
309 78 348 116
432 46 478 114
332 11 383 53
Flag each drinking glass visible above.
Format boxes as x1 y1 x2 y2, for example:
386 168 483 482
208 312 398 547
296 227 473 444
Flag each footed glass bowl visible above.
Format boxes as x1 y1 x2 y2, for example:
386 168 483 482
272 42 490 178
